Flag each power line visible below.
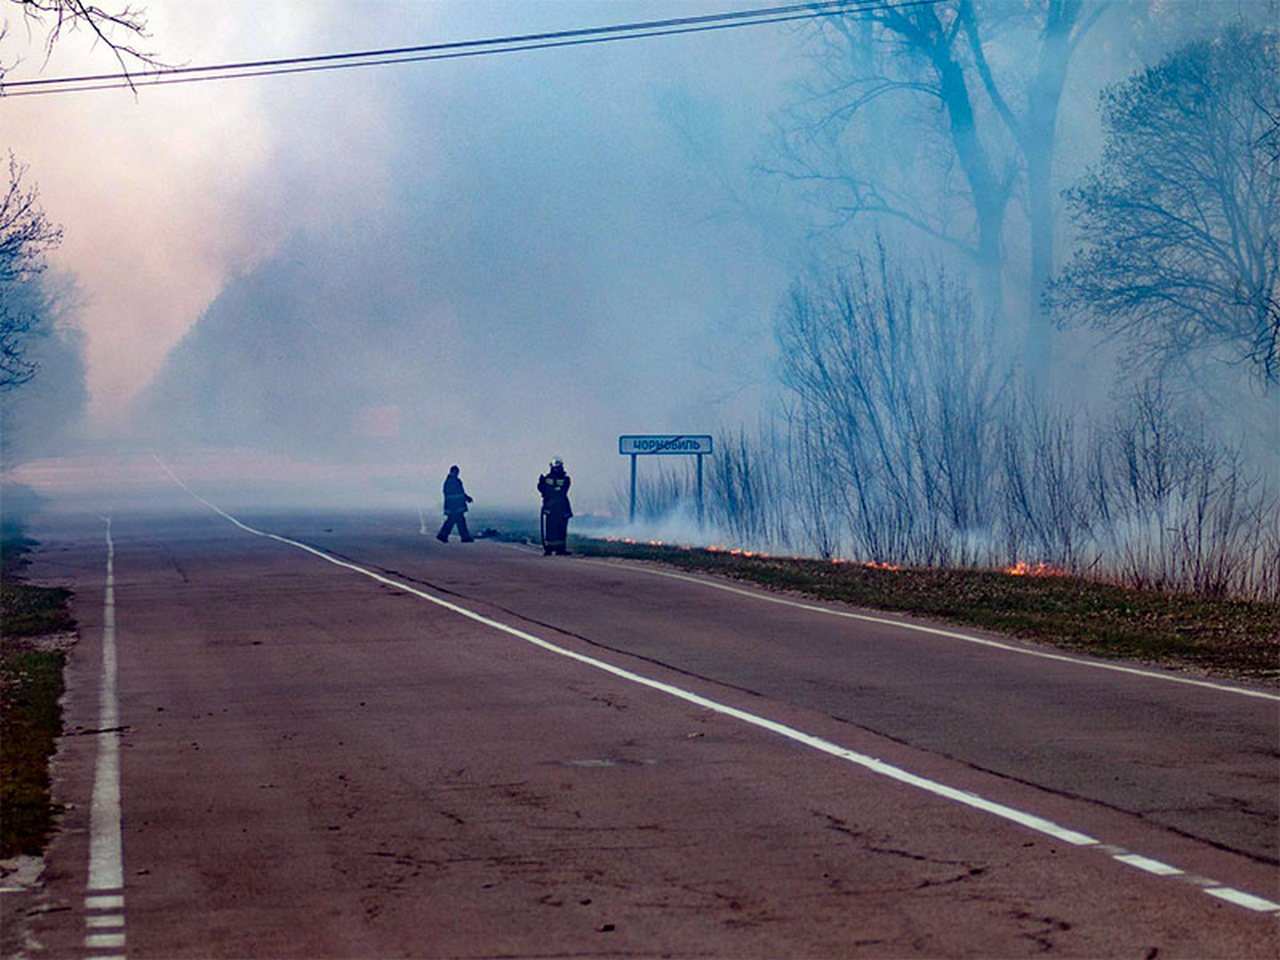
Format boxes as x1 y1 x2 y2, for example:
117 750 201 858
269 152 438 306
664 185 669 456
0 0 938 98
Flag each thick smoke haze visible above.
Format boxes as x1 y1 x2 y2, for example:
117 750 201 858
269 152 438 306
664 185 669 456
5 1 805 514
2 1 1275 524
134 9 800 511
1 3 393 424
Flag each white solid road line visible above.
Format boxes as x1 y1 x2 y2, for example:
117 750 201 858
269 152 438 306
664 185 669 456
86 517 126 958
154 470 1278 916
564 550 1280 702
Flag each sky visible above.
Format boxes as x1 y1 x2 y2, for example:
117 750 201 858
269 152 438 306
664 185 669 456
2 0 816 512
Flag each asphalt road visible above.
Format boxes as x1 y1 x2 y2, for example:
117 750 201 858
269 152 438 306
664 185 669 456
10 507 1280 958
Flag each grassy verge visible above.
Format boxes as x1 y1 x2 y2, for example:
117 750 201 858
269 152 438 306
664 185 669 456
1 526 72 858
564 536 1279 686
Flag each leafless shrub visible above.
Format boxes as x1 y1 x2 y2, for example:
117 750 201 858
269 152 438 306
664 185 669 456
708 423 792 548
624 465 694 524
1087 383 1280 599
776 242 1005 566
782 402 842 559
616 391 1279 601
999 396 1096 571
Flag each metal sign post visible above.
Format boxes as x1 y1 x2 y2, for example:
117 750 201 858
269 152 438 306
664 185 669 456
618 434 714 527
629 454 638 524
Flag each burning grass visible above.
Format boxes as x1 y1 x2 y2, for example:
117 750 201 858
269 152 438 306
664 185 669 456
1004 560 1067 577
573 536 1280 686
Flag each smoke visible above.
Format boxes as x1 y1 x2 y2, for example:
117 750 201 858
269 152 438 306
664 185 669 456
115 3 798 512
1 2 397 429
4 1 1274 530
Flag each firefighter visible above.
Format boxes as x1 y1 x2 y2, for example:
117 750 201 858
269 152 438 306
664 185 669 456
537 457 573 555
436 465 474 543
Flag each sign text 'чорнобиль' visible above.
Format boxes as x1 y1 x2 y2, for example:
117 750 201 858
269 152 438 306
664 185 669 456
618 435 714 455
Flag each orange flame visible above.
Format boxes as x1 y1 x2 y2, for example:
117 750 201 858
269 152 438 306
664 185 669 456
707 545 764 558
861 560 902 571
1005 561 1066 577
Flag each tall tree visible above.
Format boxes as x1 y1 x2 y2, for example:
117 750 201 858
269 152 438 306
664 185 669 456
776 1 1106 378
1055 27 1280 386
958 0 1104 377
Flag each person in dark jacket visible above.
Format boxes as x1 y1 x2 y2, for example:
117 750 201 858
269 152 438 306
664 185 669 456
436 465 474 543
537 458 572 555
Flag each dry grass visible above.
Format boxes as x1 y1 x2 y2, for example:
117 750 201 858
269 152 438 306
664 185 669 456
570 537 1280 685
1 530 72 857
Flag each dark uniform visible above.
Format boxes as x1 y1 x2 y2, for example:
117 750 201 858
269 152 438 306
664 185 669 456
537 459 572 555
436 465 474 542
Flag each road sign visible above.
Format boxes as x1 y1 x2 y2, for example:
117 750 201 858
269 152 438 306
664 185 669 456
619 435 714 525
619 435 713 456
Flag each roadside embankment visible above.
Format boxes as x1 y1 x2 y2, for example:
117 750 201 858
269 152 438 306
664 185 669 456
568 536 1280 686
1 523 75 860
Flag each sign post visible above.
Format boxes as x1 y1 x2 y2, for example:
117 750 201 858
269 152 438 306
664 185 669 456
618 434 714 526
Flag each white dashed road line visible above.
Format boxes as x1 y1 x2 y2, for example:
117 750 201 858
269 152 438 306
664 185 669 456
85 517 126 959
153 466 1278 916
1113 853 1184 877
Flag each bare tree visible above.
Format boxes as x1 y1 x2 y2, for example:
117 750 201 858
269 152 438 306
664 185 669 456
0 277 87 462
775 1 1107 378
1055 27 1280 385
0 153 60 390
2 0 157 87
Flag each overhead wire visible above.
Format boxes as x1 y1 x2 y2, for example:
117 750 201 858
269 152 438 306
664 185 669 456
1 0 939 98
